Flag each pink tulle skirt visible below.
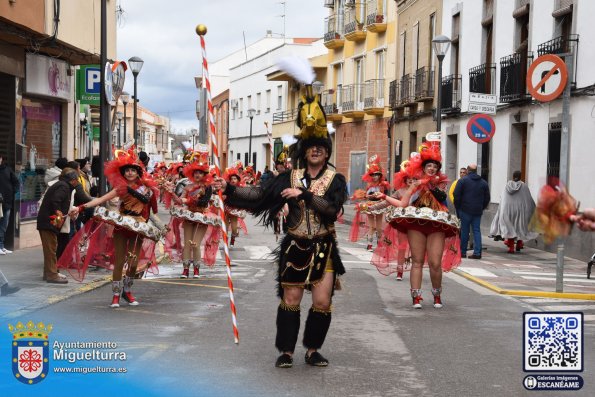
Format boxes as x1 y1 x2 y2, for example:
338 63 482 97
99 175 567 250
57 219 158 282
163 216 221 266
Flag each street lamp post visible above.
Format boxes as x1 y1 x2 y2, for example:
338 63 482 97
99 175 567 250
432 35 451 133
128 56 144 147
116 111 123 148
120 91 130 144
247 108 256 165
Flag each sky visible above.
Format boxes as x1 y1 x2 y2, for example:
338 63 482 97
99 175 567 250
116 0 327 133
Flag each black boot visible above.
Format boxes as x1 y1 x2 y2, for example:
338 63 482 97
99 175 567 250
275 301 301 367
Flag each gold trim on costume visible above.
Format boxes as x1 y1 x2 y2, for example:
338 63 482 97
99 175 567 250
279 300 301 311
311 305 332 314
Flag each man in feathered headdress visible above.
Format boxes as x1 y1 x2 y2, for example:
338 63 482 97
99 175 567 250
213 58 347 368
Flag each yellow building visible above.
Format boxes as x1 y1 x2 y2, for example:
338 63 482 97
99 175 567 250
322 0 396 193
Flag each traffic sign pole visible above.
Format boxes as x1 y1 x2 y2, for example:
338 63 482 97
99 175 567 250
555 51 573 293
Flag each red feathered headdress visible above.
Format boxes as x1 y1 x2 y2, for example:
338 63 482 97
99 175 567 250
419 142 442 169
362 154 385 183
223 167 242 183
183 151 212 183
105 147 158 198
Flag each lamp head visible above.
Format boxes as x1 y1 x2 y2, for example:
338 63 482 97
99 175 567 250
128 56 144 76
432 35 451 58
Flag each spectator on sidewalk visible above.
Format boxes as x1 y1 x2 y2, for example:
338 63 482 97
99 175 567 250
0 268 20 296
37 168 80 284
453 164 490 259
0 155 19 255
44 157 68 185
489 171 538 253
448 167 468 208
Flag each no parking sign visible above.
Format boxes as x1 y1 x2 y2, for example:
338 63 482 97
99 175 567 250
466 114 495 143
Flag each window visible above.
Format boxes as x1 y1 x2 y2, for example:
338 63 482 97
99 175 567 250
355 57 365 106
547 122 561 180
256 92 261 114
412 22 419 72
376 49 385 79
277 85 283 110
429 13 436 70
247 95 252 110
399 31 406 77
252 152 257 170
239 98 243 118
451 12 460 77
237 152 241 161
334 62 344 106
266 90 271 113
244 152 249 166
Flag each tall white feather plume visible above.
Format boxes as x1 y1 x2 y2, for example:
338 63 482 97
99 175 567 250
281 134 298 145
276 56 315 85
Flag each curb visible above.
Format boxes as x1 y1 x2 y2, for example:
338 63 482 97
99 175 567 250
453 269 595 301
1 275 112 320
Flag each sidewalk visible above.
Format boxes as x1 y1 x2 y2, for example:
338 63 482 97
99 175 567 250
0 246 111 319
342 201 595 300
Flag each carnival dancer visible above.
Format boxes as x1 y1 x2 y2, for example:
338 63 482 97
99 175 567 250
65 148 161 308
222 166 248 247
242 164 258 186
214 69 348 368
349 155 391 251
168 153 220 278
372 143 461 309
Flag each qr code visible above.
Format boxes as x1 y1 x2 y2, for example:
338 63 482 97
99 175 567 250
523 312 583 372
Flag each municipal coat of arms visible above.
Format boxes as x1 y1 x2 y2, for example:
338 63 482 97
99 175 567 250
8 321 52 385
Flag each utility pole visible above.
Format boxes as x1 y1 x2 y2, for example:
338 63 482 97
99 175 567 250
98 0 110 195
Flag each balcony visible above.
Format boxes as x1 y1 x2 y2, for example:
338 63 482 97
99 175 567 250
389 80 398 110
469 63 497 94
271 109 299 138
414 66 434 102
398 74 416 107
440 74 462 114
365 0 387 33
344 3 366 42
499 52 533 103
322 89 343 122
272 109 299 125
342 84 365 119
364 79 385 116
537 34 579 87
324 14 345 49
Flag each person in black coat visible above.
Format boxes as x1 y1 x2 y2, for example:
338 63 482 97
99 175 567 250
453 164 491 259
0 155 19 254
37 168 80 284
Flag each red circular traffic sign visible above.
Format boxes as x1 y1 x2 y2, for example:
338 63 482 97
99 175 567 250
526 54 568 102
466 114 496 144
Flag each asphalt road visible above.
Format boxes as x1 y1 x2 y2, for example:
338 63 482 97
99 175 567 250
11 216 595 397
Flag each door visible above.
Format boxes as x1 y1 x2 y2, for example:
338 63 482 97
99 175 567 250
349 152 367 196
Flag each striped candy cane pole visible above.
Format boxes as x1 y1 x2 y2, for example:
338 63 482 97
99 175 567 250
264 121 275 169
196 24 239 344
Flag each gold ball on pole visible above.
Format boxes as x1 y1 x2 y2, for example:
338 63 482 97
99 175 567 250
196 24 207 36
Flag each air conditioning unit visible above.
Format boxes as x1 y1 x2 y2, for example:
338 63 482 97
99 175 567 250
230 99 238 109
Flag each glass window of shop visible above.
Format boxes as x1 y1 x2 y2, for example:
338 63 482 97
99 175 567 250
18 98 62 221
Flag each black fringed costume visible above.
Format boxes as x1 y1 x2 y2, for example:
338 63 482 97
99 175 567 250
224 166 347 297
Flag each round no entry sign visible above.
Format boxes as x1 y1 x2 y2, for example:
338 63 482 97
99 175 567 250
526 54 568 102
466 114 495 144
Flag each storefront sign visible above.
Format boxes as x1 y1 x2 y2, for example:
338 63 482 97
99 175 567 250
76 65 101 105
25 53 71 101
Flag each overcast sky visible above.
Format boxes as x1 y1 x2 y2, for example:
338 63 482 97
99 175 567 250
117 0 327 133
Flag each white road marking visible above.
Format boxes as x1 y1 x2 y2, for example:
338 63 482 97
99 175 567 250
458 267 499 278
520 276 595 284
512 271 587 277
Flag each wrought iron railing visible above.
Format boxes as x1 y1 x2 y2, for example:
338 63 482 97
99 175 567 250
365 0 385 26
469 63 497 94
500 52 533 103
537 34 579 86
344 3 365 36
321 89 340 115
342 84 365 112
272 109 299 125
441 74 462 114
364 79 385 109
398 74 415 105
414 66 434 100
389 80 398 109
324 13 344 42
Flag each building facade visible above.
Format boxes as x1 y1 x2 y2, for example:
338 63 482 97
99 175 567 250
0 0 117 249
322 0 396 194
439 0 594 259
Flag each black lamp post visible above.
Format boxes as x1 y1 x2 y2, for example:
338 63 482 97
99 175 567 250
116 111 123 148
128 56 144 146
247 108 256 165
432 35 451 132
120 91 130 144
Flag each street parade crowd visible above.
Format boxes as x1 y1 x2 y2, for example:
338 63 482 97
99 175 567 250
2 57 595 368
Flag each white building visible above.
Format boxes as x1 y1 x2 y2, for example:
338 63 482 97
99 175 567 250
228 39 326 172
439 0 594 258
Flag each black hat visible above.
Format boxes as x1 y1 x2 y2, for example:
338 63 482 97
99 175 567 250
76 158 88 168
138 151 150 166
55 157 68 170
